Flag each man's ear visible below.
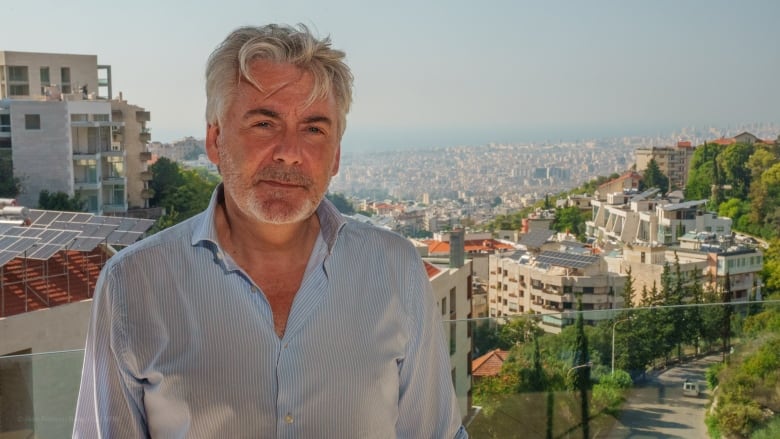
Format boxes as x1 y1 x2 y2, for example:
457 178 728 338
331 144 341 176
205 123 221 165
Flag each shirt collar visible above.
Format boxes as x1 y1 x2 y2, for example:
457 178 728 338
192 184 346 253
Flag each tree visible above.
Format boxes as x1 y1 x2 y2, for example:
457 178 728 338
716 142 755 199
685 142 720 200
552 206 586 241
639 158 669 193
149 157 185 208
0 153 21 198
571 295 591 439
38 190 85 211
326 192 355 214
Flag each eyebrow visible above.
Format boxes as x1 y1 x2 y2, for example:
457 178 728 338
242 108 279 121
241 108 333 127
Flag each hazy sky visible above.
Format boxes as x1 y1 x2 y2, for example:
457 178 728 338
2 0 778 151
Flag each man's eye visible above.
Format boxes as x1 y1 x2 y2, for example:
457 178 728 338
307 126 324 134
253 121 272 128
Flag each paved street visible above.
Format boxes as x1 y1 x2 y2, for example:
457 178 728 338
606 355 722 438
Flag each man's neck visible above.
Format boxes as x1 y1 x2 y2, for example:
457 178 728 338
214 199 321 262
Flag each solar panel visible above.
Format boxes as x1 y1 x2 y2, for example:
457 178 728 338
0 224 14 235
27 244 65 260
116 218 136 231
131 219 155 233
0 251 18 266
56 212 77 223
8 237 39 253
70 237 104 252
91 224 116 239
72 213 93 223
2 227 26 237
118 231 143 246
106 230 125 244
537 251 599 269
29 210 59 227
49 230 80 245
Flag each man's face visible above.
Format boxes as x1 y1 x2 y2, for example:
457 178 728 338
206 60 341 225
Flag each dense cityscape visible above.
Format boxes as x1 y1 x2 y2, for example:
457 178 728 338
2 49 780 438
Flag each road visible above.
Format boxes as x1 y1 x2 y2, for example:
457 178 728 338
605 354 722 438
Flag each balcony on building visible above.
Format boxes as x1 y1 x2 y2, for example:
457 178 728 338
101 175 126 186
141 188 155 199
102 202 128 214
140 171 153 182
101 142 125 158
140 128 152 143
136 111 151 123
140 151 152 162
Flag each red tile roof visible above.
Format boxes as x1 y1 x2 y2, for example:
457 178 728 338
677 141 692 148
472 349 510 377
422 239 515 256
711 137 735 146
423 261 441 278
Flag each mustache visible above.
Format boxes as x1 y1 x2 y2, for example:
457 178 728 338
252 165 313 187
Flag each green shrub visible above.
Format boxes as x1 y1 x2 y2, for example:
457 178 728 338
751 416 780 439
707 362 725 389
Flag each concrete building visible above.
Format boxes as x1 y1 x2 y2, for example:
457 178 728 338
488 247 626 334
0 51 151 214
635 142 695 190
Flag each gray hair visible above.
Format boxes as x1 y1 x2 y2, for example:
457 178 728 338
205 24 353 137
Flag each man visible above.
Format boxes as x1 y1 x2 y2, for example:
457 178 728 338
74 24 467 438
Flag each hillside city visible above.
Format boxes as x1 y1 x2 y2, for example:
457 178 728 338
2 50 780 438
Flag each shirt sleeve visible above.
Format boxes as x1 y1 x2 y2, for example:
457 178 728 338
72 265 148 438
396 247 469 439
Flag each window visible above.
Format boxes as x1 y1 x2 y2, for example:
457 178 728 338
25 114 41 130
40 67 50 94
61 67 71 93
8 66 28 82
8 66 30 96
93 114 109 122
441 297 447 316
0 114 9 133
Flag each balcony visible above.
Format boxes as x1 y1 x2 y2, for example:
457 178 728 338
139 128 152 143
141 188 155 199
101 175 126 186
140 171 153 181
136 111 151 123
74 180 100 191
101 202 127 214
1 302 778 438
140 151 152 162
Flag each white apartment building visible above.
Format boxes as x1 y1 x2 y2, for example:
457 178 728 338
588 191 731 248
427 259 473 421
488 249 626 334
0 51 151 214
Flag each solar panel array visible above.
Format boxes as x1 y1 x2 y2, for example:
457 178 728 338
536 251 600 269
519 229 554 248
0 209 155 267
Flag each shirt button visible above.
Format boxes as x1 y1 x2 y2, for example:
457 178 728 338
284 413 294 424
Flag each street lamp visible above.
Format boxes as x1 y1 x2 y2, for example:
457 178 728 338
567 361 593 379
611 317 631 375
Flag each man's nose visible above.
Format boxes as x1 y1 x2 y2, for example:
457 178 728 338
271 127 302 165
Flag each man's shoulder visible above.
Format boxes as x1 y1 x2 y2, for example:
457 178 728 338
106 212 205 267
341 217 411 247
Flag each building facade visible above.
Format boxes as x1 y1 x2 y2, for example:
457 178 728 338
0 51 150 214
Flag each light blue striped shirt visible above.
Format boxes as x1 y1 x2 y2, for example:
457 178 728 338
74 187 467 438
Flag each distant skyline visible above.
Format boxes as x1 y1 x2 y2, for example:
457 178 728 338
2 0 779 151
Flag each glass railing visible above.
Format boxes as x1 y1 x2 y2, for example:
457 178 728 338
2 300 779 438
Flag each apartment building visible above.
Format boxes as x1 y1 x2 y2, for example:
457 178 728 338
0 51 151 214
635 142 695 190
587 188 761 305
419 228 474 421
488 248 626 334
